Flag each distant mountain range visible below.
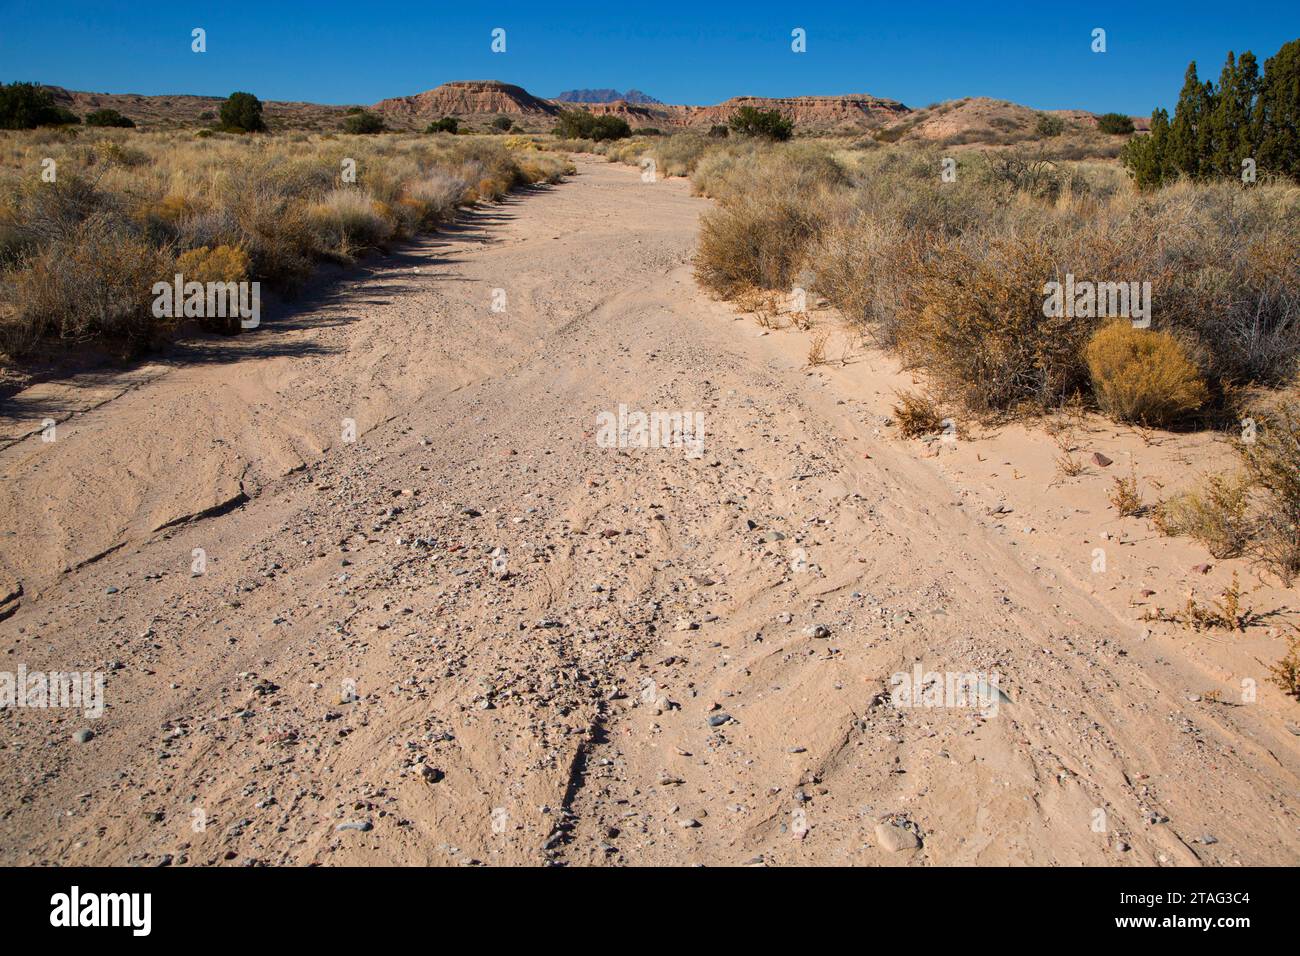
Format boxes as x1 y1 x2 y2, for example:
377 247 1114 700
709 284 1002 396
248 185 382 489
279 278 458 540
554 89 663 105
41 80 1148 141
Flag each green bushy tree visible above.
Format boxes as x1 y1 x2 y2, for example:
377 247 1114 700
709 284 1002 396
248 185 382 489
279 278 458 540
0 82 79 128
553 110 630 141
219 91 266 132
728 106 793 140
1257 39 1300 179
1123 39 1300 188
344 111 386 134
85 108 135 128
1096 112 1135 135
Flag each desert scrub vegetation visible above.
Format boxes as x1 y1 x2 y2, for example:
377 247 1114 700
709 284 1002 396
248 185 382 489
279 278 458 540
683 129 1299 426
693 144 847 296
0 129 570 359
1085 322 1208 426
1155 395 1300 582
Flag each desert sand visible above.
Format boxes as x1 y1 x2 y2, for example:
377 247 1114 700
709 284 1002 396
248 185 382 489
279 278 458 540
0 159 1296 866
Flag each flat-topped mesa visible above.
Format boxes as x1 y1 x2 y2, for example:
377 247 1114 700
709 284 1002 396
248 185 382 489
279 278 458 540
372 80 561 119
369 80 911 130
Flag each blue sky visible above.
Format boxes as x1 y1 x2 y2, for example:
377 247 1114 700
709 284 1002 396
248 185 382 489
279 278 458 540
2 1 1296 113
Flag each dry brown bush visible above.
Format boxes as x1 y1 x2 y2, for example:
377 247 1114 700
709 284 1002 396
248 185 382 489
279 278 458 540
892 389 944 437
896 237 1090 415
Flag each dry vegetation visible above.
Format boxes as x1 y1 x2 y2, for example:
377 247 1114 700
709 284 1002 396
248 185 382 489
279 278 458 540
0 128 571 358
570 129 1300 591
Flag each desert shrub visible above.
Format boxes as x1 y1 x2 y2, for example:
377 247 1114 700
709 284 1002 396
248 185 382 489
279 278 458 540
4 214 170 354
1096 113 1136 135
1153 474 1253 557
1084 322 1208 425
892 390 944 437
85 108 135 128
694 147 844 296
1153 395 1300 580
219 92 266 133
649 133 710 177
1269 631 1300 699
427 117 459 134
1238 399 1300 582
812 213 914 349
306 188 394 258
708 124 730 138
0 129 569 357
1035 113 1065 137
897 238 1089 414
975 151 1069 203
1108 472 1145 516
490 116 512 132
174 244 251 332
401 171 468 227
729 106 793 141
344 111 386 134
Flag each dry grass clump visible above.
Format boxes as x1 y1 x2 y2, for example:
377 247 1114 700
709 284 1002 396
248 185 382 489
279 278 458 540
805 328 830 367
0 130 570 359
1084 322 1208 426
1154 396 1300 582
306 188 394 259
1153 474 1252 558
590 134 712 179
5 214 171 352
892 389 945 437
694 146 846 298
1238 399 1300 582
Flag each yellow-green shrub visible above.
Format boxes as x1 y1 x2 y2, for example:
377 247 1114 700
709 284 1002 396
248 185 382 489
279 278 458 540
1085 322 1207 425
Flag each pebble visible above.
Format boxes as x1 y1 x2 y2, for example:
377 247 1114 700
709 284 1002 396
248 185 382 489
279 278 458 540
73 729 94 744
336 820 373 832
874 821 920 852
707 714 731 727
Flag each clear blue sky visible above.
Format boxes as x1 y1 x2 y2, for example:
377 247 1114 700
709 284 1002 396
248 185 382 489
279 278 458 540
2 0 1296 113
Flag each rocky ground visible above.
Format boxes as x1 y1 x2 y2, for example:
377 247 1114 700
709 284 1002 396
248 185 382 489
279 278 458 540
0 159 1296 866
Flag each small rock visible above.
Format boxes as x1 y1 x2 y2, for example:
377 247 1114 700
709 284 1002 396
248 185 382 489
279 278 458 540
1092 452 1113 467
707 714 731 727
73 729 94 744
874 821 920 852
336 820 373 832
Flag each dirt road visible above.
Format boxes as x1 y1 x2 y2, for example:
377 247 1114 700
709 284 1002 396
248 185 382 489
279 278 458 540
1 159 1297 866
